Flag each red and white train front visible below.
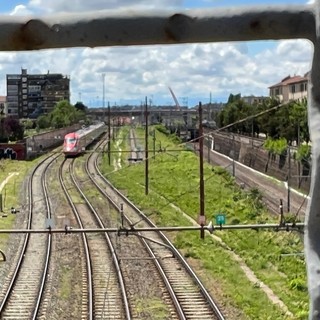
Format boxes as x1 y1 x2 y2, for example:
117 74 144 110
63 132 81 156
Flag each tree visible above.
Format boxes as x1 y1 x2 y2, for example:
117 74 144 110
36 115 51 130
1 117 24 141
39 100 87 129
74 101 87 113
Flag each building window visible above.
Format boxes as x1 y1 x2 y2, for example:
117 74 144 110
300 83 304 92
275 88 280 95
291 85 296 93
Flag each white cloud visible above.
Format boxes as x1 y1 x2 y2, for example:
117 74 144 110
28 0 182 14
10 5 33 16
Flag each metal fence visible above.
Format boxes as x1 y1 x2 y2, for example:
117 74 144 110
2 2 319 318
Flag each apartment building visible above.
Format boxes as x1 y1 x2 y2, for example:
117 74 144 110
6 69 70 118
269 72 309 103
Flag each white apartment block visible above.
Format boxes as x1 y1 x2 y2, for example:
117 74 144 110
269 73 309 103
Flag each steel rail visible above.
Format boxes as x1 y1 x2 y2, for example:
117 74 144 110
0 153 59 318
66 157 131 319
84 146 132 319
94 138 226 319
59 158 94 320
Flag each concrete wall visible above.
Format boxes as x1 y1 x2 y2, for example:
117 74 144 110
210 133 311 193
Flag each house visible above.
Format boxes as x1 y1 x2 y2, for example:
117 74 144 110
269 72 309 103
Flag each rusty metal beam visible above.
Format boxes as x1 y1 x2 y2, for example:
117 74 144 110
0 5 315 51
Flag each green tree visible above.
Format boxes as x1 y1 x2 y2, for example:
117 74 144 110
49 100 86 129
2 117 24 141
36 114 51 130
74 101 87 113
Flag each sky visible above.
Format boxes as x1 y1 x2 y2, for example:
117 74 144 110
0 0 315 108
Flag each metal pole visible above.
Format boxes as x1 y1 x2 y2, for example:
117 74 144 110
251 119 254 146
207 136 210 164
198 102 205 239
108 101 111 166
145 96 149 195
279 199 284 226
102 73 105 122
153 129 156 158
112 118 115 141
232 134 235 177
287 146 291 212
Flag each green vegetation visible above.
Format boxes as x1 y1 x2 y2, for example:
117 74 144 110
100 125 308 319
296 144 311 162
0 100 88 143
263 137 288 155
60 266 73 299
217 96 309 147
135 298 170 319
36 100 87 130
0 117 24 142
0 158 39 248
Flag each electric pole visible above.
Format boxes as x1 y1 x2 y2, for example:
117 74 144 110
198 102 205 239
145 96 149 195
108 101 111 166
102 73 105 122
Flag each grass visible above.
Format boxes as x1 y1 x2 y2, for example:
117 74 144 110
100 125 308 319
135 298 170 319
0 158 41 248
60 265 72 299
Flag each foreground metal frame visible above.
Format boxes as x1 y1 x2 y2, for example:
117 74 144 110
1 2 319 317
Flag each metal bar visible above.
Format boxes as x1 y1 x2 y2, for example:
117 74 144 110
0 223 304 234
0 6 315 51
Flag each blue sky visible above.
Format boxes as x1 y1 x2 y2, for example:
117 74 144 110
0 0 314 107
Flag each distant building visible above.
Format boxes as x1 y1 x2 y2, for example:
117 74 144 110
269 73 309 103
242 95 267 105
6 69 70 118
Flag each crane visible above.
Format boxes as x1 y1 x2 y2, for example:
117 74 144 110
168 86 181 111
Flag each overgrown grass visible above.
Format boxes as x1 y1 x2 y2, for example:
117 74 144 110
135 298 170 319
0 158 40 248
100 126 308 319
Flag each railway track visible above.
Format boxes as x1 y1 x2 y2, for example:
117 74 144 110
85 134 225 319
0 154 58 319
59 157 130 319
129 128 143 162
0 129 227 319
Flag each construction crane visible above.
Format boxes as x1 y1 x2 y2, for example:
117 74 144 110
168 86 189 127
168 86 181 111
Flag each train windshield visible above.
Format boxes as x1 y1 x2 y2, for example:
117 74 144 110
65 138 76 144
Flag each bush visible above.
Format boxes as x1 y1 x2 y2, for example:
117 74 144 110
296 144 311 162
155 124 170 135
264 137 288 155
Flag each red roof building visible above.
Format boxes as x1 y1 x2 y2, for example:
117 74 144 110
269 73 309 103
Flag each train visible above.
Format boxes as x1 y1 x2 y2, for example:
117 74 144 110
63 122 106 157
